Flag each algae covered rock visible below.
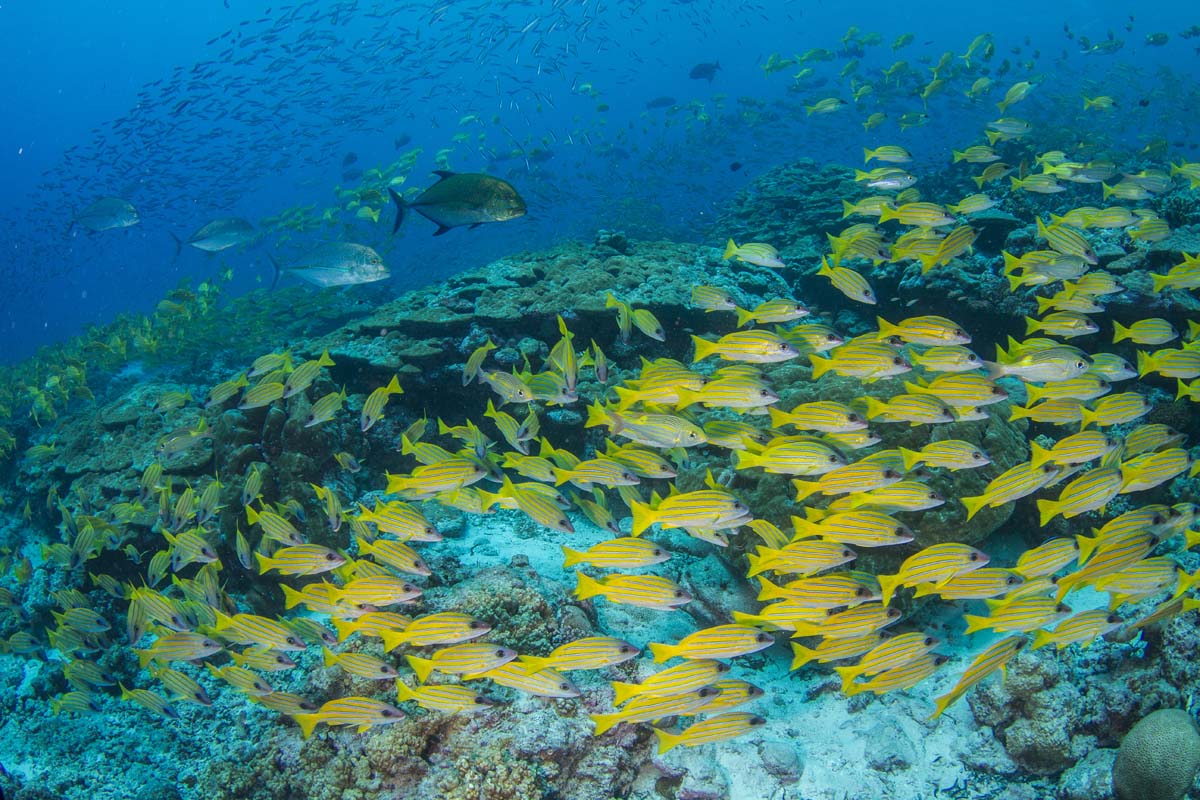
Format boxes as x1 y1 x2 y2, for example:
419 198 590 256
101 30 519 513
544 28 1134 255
1112 709 1200 800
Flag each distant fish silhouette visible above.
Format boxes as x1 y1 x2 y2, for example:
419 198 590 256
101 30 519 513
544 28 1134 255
689 61 720 82
645 96 676 110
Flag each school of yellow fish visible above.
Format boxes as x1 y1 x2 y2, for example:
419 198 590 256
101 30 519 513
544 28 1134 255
7 52 1200 762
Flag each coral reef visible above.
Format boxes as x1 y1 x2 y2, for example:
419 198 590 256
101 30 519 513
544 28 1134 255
1112 709 1200 800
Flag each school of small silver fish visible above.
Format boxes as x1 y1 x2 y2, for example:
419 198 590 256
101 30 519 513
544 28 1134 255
6 16 1200 764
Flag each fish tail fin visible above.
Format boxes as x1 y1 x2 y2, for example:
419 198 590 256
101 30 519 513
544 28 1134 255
962 614 990 635
877 205 898 223
898 447 923 473
691 335 717 363
792 479 817 503
734 307 754 328
1023 316 1039 336
1075 532 1098 564
1151 273 1169 293
609 681 641 706
253 551 274 575
841 679 865 697
294 713 321 739
863 397 890 420
395 680 416 702
960 494 986 520
928 692 956 720
560 545 584 569
1006 273 1025 293
1079 407 1096 429
1007 405 1032 422
789 642 816 671
834 665 860 692
1036 499 1058 527
1034 296 1054 315
1101 182 1114 200
808 353 831 379
756 577 783 601
518 655 550 675
1030 630 1054 650
841 199 857 219
269 255 282 290
388 188 406 234
135 649 154 669
647 642 677 663
878 573 900 606
732 450 761 471
1135 350 1153 378
629 501 657 536
654 727 682 754
380 629 408 652
591 712 620 736
573 570 603 600
405 654 434 684
862 146 874 163
321 646 339 668
169 231 182 261
1029 441 1052 469
723 239 738 260
280 584 306 610
1112 321 1130 343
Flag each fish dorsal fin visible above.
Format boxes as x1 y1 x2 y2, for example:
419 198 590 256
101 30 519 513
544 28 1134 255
432 170 456 180
433 225 452 236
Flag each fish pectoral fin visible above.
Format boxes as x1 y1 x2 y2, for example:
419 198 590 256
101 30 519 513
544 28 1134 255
433 225 453 236
432 170 456 179
469 223 483 229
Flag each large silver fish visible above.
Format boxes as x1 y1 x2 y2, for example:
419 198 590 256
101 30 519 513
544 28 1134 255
71 197 139 233
272 243 389 288
389 171 525 236
172 218 256 256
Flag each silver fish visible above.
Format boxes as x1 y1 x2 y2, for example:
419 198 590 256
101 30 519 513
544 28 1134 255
272 243 388 288
172 217 256 256
71 197 139 233
390 171 526 236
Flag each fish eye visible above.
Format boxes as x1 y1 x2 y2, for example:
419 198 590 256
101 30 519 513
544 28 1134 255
716 662 732 673
276 655 288 664
469 620 486 629
760 389 770 396
652 549 663 556
972 451 982 459
924 637 935 646
826 334 838 342
495 649 507 658
892 356 902 365
755 633 771 643
325 553 337 560
848 413 862 423
287 636 302 648
699 687 717 697
829 455 839 463
382 708 398 718
1056 604 1070 613
895 527 905 535
673 590 685 598
954 329 966 338
558 682 571 691
558 519 568 527
619 645 635 653
887 608 901 618
968 552 979 561
842 549 853 557
1006 575 1020 585
1107 614 1121 624
1075 361 1086 369
967 354 980 362
475 696 489 704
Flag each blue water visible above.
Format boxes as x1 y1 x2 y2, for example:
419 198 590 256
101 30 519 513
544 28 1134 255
1 0 1196 363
